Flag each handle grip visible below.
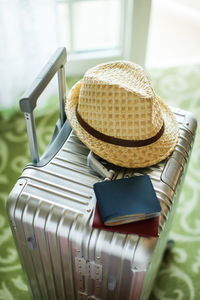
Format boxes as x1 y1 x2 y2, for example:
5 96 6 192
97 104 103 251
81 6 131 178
20 47 67 113
87 151 115 180
19 47 67 163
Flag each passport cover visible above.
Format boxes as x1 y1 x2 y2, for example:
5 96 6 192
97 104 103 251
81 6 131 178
93 175 161 226
92 204 160 237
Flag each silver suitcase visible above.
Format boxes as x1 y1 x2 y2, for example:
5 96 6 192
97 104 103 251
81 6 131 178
7 48 197 300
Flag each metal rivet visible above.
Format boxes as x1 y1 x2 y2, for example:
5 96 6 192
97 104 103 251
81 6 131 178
19 183 23 186
87 209 91 212
186 122 189 126
27 236 37 250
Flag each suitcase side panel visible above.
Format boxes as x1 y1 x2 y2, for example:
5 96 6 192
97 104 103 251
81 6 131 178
7 183 44 299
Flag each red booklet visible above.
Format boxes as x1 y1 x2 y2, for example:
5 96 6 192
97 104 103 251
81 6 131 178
92 204 159 237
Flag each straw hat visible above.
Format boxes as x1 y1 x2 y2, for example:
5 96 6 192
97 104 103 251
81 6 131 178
65 61 179 168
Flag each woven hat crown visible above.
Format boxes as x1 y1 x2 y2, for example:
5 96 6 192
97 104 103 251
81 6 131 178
77 61 164 141
66 60 179 168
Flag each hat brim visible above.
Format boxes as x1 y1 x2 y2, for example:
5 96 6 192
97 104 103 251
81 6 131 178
65 80 179 168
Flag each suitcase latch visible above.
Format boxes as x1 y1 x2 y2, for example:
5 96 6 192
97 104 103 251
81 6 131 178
75 257 102 281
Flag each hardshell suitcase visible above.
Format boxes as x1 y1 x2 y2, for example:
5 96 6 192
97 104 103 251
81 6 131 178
7 48 197 300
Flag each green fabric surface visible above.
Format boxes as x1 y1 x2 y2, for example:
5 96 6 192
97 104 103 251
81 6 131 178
0 66 200 299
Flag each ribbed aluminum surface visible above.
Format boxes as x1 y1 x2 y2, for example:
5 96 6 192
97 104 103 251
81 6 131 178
8 107 196 300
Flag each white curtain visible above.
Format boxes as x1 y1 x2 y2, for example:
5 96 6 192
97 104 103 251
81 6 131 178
0 0 59 109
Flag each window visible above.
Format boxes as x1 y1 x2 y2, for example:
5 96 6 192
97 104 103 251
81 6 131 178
56 0 152 76
57 0 121 53
0 0 152 108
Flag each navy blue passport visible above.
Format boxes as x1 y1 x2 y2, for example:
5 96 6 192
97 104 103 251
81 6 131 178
93 175 161 226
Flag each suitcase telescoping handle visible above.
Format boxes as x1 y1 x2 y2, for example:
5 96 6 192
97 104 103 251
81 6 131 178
19 47 67 163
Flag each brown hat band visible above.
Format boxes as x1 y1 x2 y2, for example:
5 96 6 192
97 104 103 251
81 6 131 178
75 105 165 148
